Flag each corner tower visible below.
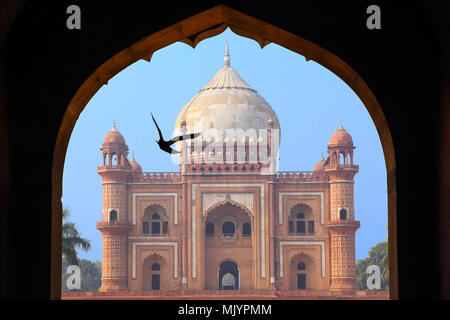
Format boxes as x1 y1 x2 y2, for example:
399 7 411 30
325 125 360 291
96 123 132 292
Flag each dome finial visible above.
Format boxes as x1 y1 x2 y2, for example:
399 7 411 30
131 152 135 161
321 152 324 160
112 121 117 131
224 41 230 66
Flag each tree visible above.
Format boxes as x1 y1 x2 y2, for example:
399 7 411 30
62 206 91 265
62 259 102 292
356 240 389 290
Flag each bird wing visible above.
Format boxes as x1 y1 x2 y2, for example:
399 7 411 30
151 113 164 140
168 132 201 145
160 145 180 154
324 156 330 166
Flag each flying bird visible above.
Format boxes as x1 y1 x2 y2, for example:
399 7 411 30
151 113 201 154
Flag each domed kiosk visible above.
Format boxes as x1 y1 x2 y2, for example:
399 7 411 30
174 43 280 142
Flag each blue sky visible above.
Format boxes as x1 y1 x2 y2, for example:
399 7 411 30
62 28 388 262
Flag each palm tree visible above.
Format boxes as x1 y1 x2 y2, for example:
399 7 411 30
62 207 91 265
381 226 389 288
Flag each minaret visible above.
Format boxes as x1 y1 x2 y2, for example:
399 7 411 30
325 125 360 292
96 122 132 292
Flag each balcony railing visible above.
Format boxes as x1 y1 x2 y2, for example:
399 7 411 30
325 164 359 170
131 172 181 183
129 170 330 183
276 171 328 182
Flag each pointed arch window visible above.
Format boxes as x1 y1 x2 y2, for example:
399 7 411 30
339 209 347 220
142 205 169 236
109 210 118 222
151 263 160 271
289 205 315 234
151 263 160 290
152 213 161 234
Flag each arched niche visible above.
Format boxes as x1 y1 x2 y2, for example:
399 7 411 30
142 253 168 291
289 253 316 290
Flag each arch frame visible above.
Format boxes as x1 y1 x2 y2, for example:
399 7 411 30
289 203 313 219
143 203 169 220
142 253 168 291
203 198 254 231
51 4 397 298
289 252 316 290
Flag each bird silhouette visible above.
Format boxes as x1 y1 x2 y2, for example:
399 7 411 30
151 113 201 154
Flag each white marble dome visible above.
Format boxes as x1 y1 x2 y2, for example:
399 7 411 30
174 43 281 142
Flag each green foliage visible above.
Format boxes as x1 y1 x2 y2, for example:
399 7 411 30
62 259 102 292
356 241 389 290
61 206 99 291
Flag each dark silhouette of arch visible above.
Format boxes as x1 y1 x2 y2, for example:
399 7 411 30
109 210 117 222
222 221 235 237
204 198 254 225
151 263 160 271
340 209 347 220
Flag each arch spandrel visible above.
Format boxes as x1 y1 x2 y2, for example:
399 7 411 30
52 3 397 297
289 203 313 218
142 203 169 220
203 198 254 224
143 253 167 266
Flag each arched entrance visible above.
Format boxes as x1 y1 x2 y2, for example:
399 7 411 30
296 262 306 290
289 253 315 290
203 200 254 290
219 260 239 290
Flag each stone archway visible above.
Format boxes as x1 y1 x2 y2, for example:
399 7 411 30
51 4 397 298
219 260 239 290
203 200 253 290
